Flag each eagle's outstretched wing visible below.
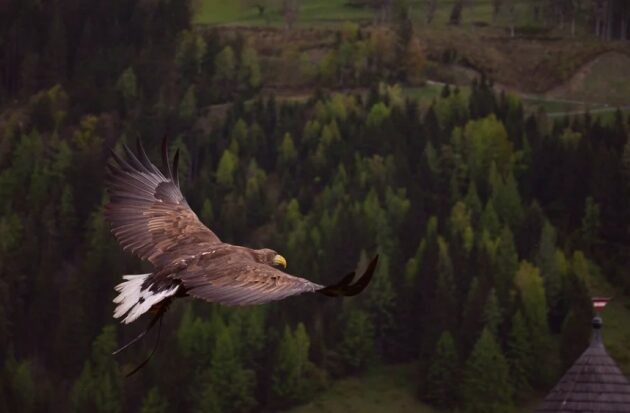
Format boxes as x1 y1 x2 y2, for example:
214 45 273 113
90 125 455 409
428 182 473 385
105 139 220 265
176 251 379 306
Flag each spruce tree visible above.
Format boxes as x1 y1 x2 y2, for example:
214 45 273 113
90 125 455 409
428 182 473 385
424 331 458 408
140 388 169 413
494 225 518 307
210 327 256 413
507 310 532 398
337 309 374 373
461 328 513 413
483 288 502 337
272 323 313 405
70 325 121 413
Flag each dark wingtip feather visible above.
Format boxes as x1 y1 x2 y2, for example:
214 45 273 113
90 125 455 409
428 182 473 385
318 255 379 298
161 135 172 179
172 148 180 187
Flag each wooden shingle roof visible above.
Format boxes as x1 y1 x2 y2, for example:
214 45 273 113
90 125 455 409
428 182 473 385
536 317 630 412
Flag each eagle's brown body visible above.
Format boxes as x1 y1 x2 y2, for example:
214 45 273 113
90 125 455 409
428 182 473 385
105 139 377 326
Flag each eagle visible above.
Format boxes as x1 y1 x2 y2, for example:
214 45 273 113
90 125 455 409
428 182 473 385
104 138 378 372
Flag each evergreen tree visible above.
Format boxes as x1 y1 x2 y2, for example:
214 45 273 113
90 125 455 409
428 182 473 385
461 328 513 413
210 327 256 413
179 85 197 122
424 331 458 408
272 323 313 405
337 309 374 373
507 310 532 398
140 388 169 413
536 221 564 330
216 149 238 189
70 325 121 413
580 196 601 252
494 225 518 307
483 289 502 336
239 46 262 90
365 253 396 356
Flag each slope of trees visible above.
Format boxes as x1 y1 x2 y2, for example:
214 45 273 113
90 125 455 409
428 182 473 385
1 2 630 412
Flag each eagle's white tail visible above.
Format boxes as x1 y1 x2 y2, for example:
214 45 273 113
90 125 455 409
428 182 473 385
113 274 179 324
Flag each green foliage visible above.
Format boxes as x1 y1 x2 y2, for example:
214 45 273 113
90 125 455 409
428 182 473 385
140 388 169 413
366 102 391 128
70 325 121 413
424 331 458 408
483 289 502 336
338 309 375 373
209 327 257 412
179 85 198 122
7 358 36 413
272 323 314 405
216 149 238 188
175 30 207 80
116 67 138 111
462 114 513 188
279 132 298 167
239 46 262 89
2 13 629 412
461 328 513 413
507 310 532 398
214 46 237 85
365 254 397 354
581 196 601 251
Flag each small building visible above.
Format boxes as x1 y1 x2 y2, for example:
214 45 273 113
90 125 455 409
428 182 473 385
536 311 630 412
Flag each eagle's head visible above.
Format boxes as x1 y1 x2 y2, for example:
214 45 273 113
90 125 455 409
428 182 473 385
256 248 287 269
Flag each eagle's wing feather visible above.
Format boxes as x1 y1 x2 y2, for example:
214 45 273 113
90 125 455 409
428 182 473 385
178 253 324 306
105 139 220 265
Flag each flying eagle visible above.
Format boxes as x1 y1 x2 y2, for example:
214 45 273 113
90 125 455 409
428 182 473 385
104 138 378 371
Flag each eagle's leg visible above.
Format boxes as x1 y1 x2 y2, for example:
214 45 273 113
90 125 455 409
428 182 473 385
112 300 170 377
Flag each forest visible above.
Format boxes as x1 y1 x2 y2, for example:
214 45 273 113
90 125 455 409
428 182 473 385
1 1 629 412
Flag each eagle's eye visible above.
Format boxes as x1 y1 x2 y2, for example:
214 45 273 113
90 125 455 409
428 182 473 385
273 254 287 269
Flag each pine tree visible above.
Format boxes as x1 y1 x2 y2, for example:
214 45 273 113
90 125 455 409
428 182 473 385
424 331 458 408
216 149 238 188
493 171 523 228
179 85 197 122
279 132 297 168
239 46 261 90
210 327 256 413
272 323 313 405
435 237 457 333
140 388 169 413
8 358 36 413
494 225 518 307
514 260 552 385
70 325 121 413
480 199 501 238
507 310 532 398
580 196 601 252
536 221 564 330
483 288 502 336
116 67 138 113
337 309 374 373
365 253 396 356
461 328 513 413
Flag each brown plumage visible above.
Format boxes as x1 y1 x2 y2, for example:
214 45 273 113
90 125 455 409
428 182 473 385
105 138 378 327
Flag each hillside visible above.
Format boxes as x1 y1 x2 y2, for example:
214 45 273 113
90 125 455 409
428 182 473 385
1 2 629 413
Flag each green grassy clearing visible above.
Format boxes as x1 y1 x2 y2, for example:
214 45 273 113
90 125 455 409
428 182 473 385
281 362 543 413
194 0 520 29
283 364 440 413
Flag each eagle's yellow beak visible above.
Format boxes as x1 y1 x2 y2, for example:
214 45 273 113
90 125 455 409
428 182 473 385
273 254 287 269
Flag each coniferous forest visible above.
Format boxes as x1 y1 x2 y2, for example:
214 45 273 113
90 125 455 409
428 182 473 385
1 1 630 412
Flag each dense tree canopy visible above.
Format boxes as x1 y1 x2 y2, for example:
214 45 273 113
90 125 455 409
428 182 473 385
1 2 629 412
